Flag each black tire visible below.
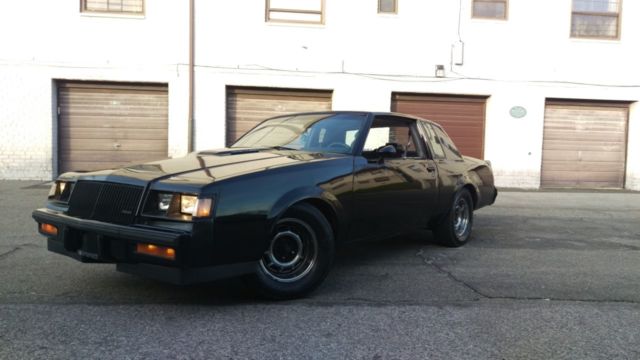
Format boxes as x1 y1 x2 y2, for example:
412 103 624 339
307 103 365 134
251 203 335 300
434 189 474 247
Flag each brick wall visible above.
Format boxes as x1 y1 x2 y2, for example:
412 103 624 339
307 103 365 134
0 67 53 180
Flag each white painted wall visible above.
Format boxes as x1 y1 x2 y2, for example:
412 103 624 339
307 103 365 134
0 0 638 190
626 101 640 190
0 1 188 180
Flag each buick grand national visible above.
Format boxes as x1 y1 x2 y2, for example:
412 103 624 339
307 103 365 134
33 111 497 299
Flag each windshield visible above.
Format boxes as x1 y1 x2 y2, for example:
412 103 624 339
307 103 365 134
231 113 367 155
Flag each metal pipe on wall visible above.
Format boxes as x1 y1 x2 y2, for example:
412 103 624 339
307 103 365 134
188 0 195 152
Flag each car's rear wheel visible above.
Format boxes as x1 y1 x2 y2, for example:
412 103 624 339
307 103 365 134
252 203 334 299
435 189 474 247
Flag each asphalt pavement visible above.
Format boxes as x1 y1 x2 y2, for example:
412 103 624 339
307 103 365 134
1 181 639 359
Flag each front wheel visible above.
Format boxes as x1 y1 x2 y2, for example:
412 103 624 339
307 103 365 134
251 203 334 299
434 189 474 247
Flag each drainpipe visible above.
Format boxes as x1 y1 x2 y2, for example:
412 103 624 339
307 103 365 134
187 0 195 152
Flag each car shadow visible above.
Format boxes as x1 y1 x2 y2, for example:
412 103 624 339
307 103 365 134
106 230 441 306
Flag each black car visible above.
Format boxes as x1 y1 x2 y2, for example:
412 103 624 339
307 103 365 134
33 111 497 299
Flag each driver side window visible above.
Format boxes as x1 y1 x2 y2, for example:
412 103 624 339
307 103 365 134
362 117 424 158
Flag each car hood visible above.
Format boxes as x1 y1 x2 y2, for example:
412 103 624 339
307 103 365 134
64 148 346 188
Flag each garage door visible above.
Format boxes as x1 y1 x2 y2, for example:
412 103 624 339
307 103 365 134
226 87 332 145
58 82 168 174
541 100 629 189
391 93 487 159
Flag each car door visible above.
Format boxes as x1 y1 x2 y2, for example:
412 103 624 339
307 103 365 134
350 116 438 240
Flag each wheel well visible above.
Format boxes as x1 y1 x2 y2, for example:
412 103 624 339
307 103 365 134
298 198 339 242
463 184 478 209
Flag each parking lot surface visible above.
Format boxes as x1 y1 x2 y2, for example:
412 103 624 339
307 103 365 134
1 181 639 359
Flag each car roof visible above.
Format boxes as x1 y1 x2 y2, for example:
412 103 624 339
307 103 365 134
265 110 439 127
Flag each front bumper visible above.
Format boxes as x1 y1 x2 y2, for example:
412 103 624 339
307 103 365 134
32 208 255 284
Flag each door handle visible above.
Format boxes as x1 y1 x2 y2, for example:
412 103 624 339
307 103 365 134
426 165 436 172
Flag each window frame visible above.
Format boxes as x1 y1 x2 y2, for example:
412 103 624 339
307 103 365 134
378 0 398 14
570 0 622 40
80 0 145 15
362 116 427 160
471 0 508 20
431 124 464 161
419 122 446 160
265 0 325 25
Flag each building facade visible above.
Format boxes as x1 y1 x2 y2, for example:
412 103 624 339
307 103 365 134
1 0 638 190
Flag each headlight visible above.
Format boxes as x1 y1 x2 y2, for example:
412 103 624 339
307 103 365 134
144 191 213 220
180 195 198 214
157 193 173 211
48 181 74 202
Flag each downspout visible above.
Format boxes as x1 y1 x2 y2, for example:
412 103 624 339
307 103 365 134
188 0 195 152
451 0 465 68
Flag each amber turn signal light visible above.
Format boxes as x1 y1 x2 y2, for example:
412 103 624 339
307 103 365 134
39 223 58 236
135 243 176 260
194 198 212 218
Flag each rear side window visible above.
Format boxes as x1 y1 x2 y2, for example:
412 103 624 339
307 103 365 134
432 125 463 160
420 123 445 160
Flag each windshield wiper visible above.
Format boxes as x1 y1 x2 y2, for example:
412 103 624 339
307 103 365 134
267 146 297 151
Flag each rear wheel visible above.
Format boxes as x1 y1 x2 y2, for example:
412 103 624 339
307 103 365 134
435 189 474 247
252 203 334 299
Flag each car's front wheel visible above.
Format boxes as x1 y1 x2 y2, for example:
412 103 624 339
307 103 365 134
434 188 474 247
252 203 334 299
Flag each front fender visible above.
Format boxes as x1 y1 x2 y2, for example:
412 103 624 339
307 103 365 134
268 186 347 242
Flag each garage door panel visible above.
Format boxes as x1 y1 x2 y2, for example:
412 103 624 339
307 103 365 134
226 87 332 145
392 94 486 159
542 170 623 184
59 94 167 102
541 160 625 172
58 82 168 174
541 179 625 189
542 149 625 162
60 127 168 141
60 151 167 163
398 108 483 118
60 115 168 128
541 102 628 189
544 124 626 134
542 140 626 153
60 107 168 117
230 102 329 114
543 132 626 142
60 138 168 152
60 99 167 110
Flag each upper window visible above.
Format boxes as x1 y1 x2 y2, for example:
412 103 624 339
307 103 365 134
363 117 424 159
420 122 446 160
571 0 621 39
378 0 397 14
431 125 463 160
266 0 324 24
472 0 508 19
81 0 144 14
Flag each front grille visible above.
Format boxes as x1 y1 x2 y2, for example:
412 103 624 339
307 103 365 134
67 181 144 225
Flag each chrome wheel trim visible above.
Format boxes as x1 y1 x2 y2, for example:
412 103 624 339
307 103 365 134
267 230 303 268
453 197 470 238
259 218 318 283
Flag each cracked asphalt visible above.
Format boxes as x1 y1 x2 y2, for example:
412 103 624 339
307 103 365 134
1 181 639 359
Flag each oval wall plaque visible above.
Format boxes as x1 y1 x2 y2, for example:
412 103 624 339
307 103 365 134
510 106 527 119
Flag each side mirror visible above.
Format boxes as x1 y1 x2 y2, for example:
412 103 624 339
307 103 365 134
377 145 397 156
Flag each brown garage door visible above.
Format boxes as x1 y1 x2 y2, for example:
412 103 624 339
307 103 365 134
541 100 629 189
226 87 332 145
392 93 487 159
58 82 168 174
